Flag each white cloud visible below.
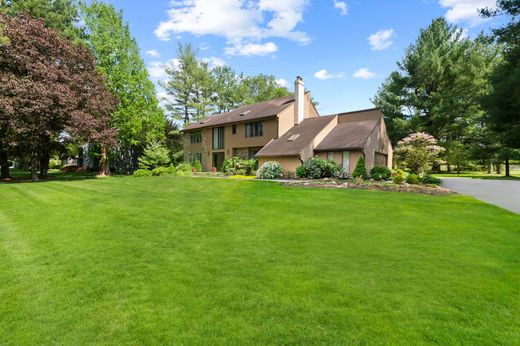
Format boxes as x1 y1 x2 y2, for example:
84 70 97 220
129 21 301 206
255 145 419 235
154 0 310 56
202 56 226 68
314 69 343 80
225 42 278 56
145 49 160 58
147 59 180 79
333 0 348 15
439 0 497 26
368 29 394 51
353 68 376 79
275 78 288 87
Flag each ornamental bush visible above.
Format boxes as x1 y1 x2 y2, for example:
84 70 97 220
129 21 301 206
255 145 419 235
152 166 169 176
392 168 406 184
394 132 445 174
256 161 282 179
133 169 152 177
138 142 171 170
406 173 420 184
420 174 442 185
370 165 391 180
222 157 256 175
193 160 202 173
352 157 368 179
296 157 338 179
176 163 192 176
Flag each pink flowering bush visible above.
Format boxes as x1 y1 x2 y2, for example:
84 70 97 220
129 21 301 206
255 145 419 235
395 132 445 174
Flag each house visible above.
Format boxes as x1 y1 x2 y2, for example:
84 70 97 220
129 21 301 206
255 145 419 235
183 77 392 174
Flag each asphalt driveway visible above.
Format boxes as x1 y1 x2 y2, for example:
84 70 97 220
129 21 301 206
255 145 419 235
442 178 520 214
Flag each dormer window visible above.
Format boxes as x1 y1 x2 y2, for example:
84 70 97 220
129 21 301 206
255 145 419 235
287 134 300 142
240 110 251 117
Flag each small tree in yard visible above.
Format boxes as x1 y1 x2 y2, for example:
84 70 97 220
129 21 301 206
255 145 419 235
395 132 445 174
352 157 368 179
138 142 171 170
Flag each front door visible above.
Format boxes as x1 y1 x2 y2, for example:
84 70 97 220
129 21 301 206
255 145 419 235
342 151 350 173
212 152 225 171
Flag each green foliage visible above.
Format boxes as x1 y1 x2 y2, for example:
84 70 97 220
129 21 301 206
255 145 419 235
420 174 442 185
372 18 500 148
370 165 392 180
352 157 368 179
49 158 62 169
81 1 165 147
406 173 420 184
175 162 192 176
296 157 338 179
222 157 256 176
193 160 202 173
256 161 282 179
392 169 406 184
395 132 445 174
446 140 469 174
167 164 176 175
133 169 152 177
138 142 171 170
151 166 169 176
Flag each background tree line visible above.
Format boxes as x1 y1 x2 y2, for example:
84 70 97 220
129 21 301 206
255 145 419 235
0 0 290 180
373 0 519 176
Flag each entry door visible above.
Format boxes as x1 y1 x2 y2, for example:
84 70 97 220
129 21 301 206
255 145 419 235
212 152 225 171
342 151 350 172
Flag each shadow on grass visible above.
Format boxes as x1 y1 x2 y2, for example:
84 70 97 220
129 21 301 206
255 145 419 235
1 169 100 184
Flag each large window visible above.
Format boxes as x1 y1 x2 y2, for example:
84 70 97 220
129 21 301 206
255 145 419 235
212 127 224 150
245 121 263 138
190 131 202 144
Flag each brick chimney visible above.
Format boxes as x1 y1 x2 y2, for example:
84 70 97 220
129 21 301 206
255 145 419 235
294 76 304 125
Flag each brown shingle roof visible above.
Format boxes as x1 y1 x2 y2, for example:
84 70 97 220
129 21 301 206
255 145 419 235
183 95 295 130
315 113 380 151
255 115 336 157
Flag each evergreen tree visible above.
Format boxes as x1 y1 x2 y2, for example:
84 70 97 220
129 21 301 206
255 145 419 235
352 157 368 179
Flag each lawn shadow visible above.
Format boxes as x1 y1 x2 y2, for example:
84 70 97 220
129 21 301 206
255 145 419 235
1 169 99 184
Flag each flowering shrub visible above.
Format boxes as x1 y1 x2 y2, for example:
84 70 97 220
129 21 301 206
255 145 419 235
395 132 445 174
296 157 338 179
256 161 282 179
222 157 256 175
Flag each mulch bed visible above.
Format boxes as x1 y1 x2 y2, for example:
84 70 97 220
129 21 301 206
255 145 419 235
281 179 453 195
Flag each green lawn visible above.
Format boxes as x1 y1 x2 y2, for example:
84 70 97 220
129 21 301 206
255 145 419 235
432 170 520 180
1 175 519 344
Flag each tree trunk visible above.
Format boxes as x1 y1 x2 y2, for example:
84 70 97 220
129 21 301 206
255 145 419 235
30 152 39 182
98 145 110 176
447 163 451 173
496 163 502 174
505 158 510 177
488 161 493 174
39 147 50 179
0 148 10 179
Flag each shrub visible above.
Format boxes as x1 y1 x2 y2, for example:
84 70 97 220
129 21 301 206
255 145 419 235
222 157 256 176
193 160 202 172
49 158 62 169
167 164 176 175
420 174 441 185
296 157 338 179
352 157 368 179
256 161 282 179
138 142 171 170
334 168 350 179
370 165 391 180
133 169 152 177
176 163 192 176
392 168 406 184
406 173 420 184
152 167 169 176
7 160 13 167
395 132 445 174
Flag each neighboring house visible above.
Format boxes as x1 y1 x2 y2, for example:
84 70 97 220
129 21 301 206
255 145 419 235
183 77 392 174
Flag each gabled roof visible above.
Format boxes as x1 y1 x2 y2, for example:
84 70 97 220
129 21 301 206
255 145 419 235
255 115 336 157
184 95 295 130
315 109 381 151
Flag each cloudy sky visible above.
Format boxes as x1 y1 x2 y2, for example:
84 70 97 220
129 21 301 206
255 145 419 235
103 0 504 115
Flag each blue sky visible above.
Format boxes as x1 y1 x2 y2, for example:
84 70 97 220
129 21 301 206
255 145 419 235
104 0 504 115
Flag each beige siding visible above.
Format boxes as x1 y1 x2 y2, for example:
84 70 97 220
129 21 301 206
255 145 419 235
258 156 302 175
300 116 338 161
277 104 295 138
362 119 393 172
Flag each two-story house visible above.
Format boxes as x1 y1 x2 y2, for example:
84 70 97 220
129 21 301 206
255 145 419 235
183 77 392 174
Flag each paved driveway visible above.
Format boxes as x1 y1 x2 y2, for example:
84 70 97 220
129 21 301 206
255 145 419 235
442 178 520 214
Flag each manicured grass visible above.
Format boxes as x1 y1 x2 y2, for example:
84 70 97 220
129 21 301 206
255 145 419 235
1 175 519 344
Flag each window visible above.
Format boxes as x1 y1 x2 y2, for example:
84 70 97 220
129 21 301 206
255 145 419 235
327 152 334 161
245 121 263 138
191 153 202 164
232 125 237 135
190 131 202 144
212 127 224 150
